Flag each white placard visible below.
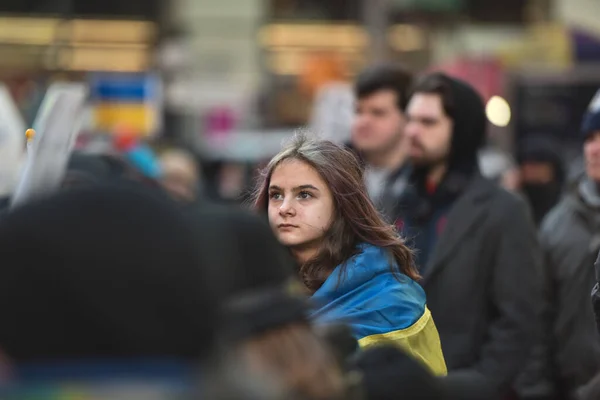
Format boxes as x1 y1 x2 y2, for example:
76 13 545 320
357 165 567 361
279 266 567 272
0 84 26 197
589 89 600 113
11 83 88 208
309 83 355 145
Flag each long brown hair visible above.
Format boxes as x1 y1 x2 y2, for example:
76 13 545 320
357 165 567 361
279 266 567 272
253 133 418 292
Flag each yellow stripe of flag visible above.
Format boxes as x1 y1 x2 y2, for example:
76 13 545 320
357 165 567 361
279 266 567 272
94 103 154 135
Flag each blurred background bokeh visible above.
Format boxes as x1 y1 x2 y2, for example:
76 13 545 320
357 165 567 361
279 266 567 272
1 0 599 203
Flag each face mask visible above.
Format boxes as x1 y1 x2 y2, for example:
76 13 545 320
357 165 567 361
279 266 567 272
522 182 562 225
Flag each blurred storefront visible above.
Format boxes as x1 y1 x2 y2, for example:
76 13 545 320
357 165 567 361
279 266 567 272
0 0 161 129
165 0 564 155
258 0 545 129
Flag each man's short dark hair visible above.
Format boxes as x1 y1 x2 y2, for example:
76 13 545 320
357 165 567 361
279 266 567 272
409 73 456 120
354 64 413 111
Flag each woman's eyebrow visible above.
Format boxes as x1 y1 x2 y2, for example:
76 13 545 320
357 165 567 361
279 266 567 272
296 184 319 191
269 184 320 191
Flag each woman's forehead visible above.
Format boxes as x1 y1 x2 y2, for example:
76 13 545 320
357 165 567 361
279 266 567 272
270 159 325 187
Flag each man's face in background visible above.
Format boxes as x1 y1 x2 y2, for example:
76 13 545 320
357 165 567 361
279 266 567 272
520 161 555 185
405 93 453 167
351 90 406 157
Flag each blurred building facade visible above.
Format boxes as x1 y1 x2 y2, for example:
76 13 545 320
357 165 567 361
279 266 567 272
0 0 598 158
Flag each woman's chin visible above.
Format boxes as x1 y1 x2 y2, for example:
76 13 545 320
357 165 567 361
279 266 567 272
274 231 300 246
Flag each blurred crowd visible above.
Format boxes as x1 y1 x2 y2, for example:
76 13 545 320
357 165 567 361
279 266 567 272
0 61 600 400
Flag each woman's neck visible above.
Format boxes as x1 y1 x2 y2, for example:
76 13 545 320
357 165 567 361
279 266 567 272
291 245 319 265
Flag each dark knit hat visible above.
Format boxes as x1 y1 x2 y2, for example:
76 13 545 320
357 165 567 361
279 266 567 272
62 153 119 188
0 183 217 361
516 134 565 183
62 152 160 190
582 89 600 140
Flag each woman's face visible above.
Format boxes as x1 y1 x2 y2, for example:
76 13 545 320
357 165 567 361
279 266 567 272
268 159 334 258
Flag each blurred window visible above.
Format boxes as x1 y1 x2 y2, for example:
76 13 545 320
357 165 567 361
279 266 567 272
465 0 527 23
270 0 361 21
0 0 160 20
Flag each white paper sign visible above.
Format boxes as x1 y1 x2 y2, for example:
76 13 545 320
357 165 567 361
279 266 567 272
309 83 355 145
589 89 600 113
11 83 88 208
0 84 26 197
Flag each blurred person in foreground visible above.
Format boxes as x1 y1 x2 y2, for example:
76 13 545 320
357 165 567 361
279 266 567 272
538 89 600 399
0 183 216 365
187 203 347 400
63 144 347 399
253 133 447 376
0 182 345 400
350 64 413 220
395 73 543 398
352 344 498 400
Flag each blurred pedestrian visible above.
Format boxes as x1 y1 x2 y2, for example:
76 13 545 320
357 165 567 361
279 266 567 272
352 345 498 400
159 148 202 203
516 135 565 226
350 64 413 220
538 89 600 399
395 73 543 397
185 201 347 400
253 134 447 376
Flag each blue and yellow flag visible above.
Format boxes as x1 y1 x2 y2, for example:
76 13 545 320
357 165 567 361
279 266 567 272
311 244 447 376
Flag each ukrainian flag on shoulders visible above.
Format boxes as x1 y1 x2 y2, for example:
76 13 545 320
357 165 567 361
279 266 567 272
310 244 447 376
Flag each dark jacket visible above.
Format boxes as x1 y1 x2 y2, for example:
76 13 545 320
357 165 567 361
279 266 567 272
405 173 543 395
539 179 600 397
377 163 411 223
593 251 600 336
393 74 544 395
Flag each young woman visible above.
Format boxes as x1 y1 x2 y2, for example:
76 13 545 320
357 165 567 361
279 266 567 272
254 134 447 376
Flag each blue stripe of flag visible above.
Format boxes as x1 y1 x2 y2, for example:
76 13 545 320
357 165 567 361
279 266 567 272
89 73 156 102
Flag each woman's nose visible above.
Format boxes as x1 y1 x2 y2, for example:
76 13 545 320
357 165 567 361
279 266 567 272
279 198 295 216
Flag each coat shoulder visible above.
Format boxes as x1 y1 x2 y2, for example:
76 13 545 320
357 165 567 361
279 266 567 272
474 177 531 219
539 197 582 246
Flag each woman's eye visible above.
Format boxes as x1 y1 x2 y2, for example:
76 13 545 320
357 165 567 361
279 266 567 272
298 191 313 200
269 193 283 200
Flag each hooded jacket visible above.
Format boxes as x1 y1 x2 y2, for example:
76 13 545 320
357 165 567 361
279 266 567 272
399 74 487 270
394 74 544 397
